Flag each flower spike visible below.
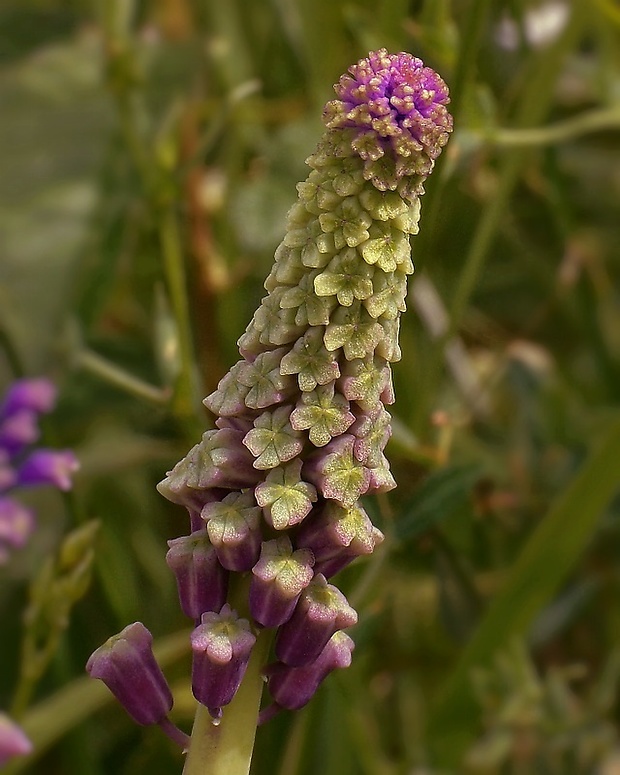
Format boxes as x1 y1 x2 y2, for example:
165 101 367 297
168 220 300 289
151 49 452 730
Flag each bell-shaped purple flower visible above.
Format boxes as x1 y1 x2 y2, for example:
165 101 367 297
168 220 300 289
0 378 57 456
86 622 173 726
349 404 392 466
296 500 384 578
0 713 32 766
279 326 341 392
201 490 262 571
157 428 260 511
190 605 256 719
249 537 314 627
275 574 358 666
337 356 393 410
166 531 228 619
261 631 355 718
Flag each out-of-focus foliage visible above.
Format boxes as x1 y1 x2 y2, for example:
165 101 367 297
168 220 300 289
1 0 620 773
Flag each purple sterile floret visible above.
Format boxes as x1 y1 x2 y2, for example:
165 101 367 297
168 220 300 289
166 531 229 619
201 490 262 571
261 631 354 717
0 714 32 767
323 49 452 178
157 428 260 510
190 604 256 718
275 574 358 666
86 622 173 726
249 537 315 627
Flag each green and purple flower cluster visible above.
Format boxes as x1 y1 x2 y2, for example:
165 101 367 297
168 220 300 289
87 48 452 733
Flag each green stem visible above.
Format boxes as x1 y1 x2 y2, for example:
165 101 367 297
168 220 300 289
413 0 493 268
158 205 200 424
276 711 308 775
182 631 272 775
0 323 24 377
479 106 620 147
446 151 524 334
76 347 171 404
10 674 37 721
444 0 494 123
99 2 199 426
447 0 586 338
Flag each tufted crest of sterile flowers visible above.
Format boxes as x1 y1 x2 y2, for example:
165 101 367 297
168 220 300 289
88 49 452 730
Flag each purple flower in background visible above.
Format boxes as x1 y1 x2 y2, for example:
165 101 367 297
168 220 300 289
0 378 79 563
0 713 32 766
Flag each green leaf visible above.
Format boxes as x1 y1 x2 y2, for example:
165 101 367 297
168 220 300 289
0 35 108 370
394 463 482 542
427 416 620 768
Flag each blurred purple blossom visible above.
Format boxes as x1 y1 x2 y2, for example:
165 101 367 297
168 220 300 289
0 378 78 563
0 713 32 766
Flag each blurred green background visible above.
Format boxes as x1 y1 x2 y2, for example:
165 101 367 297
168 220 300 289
2 0 620 773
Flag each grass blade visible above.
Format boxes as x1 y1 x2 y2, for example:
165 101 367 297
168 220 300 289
427 416 620 767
